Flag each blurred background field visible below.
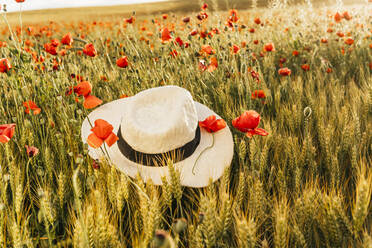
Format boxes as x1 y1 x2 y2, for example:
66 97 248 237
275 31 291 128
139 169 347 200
4 0 367 24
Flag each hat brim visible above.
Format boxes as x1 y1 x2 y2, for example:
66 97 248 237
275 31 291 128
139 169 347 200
81 97 234 188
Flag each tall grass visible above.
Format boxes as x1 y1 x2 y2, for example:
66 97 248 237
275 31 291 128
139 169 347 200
0 2 371 247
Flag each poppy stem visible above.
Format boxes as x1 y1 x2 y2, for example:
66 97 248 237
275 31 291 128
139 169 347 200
192 133 215 175
69 47 84 51
73 37 88 44
26 159 33 205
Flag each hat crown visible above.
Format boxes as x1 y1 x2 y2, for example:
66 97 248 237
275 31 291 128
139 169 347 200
121 86 198 154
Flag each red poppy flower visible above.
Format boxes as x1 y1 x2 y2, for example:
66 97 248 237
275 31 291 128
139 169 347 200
251 70 260 83
201 45 215 55
207 57 218 72
321 38 328 44
73 81 92 97
232 44 240 54
254 17 261 24
190 29 198 36
15 0 25 3
343 11 352 21
253 40 259 44
25 145 39 158
87 119 119 148
199 115 226 133
251 90 266 99
175 37 184 47
200 57 218 72
201 3 208 10
125 16 135 24
0 124 16 143
232 110 268 138
83 43 97 57
182 17 190 23
292 50 299 56
278 67 291 76
200 30 212 39
326 68 332 73
196 12 208 21
83 95 103 109
301 64 310 71
161 28 172 42
264 43 275 52
50 39 59 47
334 12 342 23
23 100 41 115
61 33 73 46
44 43 57 55
228 9 239 23
0 58 11 73
162 14 168 20
68 81 102 109
249 28 255 33
344 38 354 45
25 40 33 47
116 56 129 68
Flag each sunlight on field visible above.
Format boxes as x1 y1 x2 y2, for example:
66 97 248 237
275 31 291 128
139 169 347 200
0 0 371 247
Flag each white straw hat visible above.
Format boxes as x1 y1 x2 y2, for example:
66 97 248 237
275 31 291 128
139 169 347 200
81 85 234 188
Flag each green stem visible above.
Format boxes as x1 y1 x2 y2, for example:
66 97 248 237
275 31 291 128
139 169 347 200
192 133 215 175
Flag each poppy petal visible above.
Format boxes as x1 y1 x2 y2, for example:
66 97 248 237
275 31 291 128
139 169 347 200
0 124 16 143
33 108 41 115
91 119 114 139
0 135 10 143
87 133 104 148
211 119 227 132
199 115 226 133
74 81 92 97
254 128 269 136
246 128 268 138
246 130 255 138
105 132 119 147
83 95 102 109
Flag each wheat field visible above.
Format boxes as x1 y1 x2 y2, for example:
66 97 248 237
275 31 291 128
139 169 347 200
0 0 371 247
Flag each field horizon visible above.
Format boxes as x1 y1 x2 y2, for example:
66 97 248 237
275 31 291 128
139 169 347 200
4 0 366 24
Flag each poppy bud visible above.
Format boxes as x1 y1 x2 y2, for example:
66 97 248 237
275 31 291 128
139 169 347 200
25 145 39 158
172 218 187 234
198 212 205 224
152 230 174 248
182 16 190 23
